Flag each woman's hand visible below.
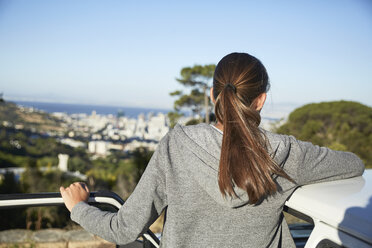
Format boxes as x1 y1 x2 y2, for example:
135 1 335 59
60 182 90 212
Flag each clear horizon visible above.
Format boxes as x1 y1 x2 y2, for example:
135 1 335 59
10 99 303 121
1 0 371 109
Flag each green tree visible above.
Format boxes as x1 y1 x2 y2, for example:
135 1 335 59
276 101 372 168
132 147 154 183
68 156 91 173
0 172 21 194
170 64 216 124
167 111 183 129
18 158 81 230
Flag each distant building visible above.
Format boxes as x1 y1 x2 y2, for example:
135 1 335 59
124 140 158 152
60 138 85 148
145 113 169 140
108 143 124 151
88 141 109 155
58 154 69 172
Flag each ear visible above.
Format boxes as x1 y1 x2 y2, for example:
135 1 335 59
210 87 216 104
255 92 267 111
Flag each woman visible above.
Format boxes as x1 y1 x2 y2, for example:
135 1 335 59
60 53 364 247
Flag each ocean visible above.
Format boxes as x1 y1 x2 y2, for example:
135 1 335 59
13 100 295 121
14 101 172 119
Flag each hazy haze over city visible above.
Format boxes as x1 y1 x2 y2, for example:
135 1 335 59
0 0 371 110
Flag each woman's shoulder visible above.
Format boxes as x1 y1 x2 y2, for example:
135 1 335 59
173 122 219 132
171 123 222 140
261 128 293 147
260 129 301 166
167 123 223 157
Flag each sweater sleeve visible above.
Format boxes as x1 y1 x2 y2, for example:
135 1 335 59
70 134 170 245
283 135 365 186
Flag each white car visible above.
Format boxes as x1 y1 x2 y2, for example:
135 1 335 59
285 169 372 248
0 170 371 248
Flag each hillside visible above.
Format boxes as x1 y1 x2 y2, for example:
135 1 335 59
0 100 64 133
276 101 372 168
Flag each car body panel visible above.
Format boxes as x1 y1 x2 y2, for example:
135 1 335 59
285 169 372 247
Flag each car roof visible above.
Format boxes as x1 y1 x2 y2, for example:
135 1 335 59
285 169 372 245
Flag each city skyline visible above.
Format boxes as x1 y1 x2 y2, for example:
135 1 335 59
1 0 371 109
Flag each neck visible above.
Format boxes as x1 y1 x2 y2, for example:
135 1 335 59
214 122 224 132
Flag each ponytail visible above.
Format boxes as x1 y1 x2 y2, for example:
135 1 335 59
214 53 293 204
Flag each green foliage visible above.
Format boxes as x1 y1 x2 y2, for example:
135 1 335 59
68 156 90 173
0 126 91 173
0 151 29 168
21 159 82 193
176 64 215 87
174 89 205 112
0 159 82 231
86 155 119 190
171 64 216 122
169 90 182 96
185 118 203 126
85 147 154 198
37 156 58 168
276 101 372 168
167 111 183 128
0 172 22 194
132 147 153 183
0 102 22 124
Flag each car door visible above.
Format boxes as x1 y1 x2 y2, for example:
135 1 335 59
0 191 160 248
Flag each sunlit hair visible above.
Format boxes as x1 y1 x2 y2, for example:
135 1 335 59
213 52 293 204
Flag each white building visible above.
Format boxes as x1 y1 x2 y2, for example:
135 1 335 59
145 113 169 140
88 141 110 155
60 138 85 148
124 140 158 152
58 154 69 172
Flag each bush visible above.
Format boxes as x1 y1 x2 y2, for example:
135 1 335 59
276 101 372 168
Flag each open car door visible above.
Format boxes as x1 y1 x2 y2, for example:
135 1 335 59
0 191 160 248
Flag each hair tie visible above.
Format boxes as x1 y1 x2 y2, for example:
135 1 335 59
224 83 237 93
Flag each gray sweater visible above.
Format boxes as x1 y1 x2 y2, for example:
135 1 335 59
71 123 365 247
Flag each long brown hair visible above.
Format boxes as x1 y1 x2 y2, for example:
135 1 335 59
213 53 292 204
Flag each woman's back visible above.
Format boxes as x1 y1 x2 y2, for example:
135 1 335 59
156 123 363 247
157 123 296 247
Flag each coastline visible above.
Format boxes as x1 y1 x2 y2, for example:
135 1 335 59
13 100 171 119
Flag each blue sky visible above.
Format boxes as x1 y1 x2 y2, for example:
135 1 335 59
0 0 371 109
